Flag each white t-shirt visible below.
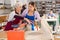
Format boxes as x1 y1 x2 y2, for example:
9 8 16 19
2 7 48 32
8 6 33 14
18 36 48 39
8 11 17 21
47 13 56 19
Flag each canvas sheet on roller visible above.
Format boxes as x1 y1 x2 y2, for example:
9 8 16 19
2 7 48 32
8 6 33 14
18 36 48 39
41 19 54 40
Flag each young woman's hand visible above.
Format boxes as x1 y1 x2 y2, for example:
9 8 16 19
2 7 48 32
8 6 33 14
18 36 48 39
24 18 31 24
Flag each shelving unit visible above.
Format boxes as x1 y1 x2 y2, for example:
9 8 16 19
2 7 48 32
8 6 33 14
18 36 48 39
35 1 46 17
0 0 4 9
35 0 58 16
56 1 60 13
0 0 11 15
56 1 60 25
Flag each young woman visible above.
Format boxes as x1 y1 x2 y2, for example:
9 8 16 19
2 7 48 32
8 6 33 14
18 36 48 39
22 2 41 31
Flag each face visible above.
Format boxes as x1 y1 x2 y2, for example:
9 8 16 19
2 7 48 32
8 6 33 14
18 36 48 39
50 11 53 14
15 6 22 13
28 4 34 11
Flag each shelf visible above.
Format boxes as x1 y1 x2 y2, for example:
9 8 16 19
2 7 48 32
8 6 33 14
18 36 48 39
35 1 60 14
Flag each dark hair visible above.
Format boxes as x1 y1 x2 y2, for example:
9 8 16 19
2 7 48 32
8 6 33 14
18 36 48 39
29 1 36 11
50 9 53 11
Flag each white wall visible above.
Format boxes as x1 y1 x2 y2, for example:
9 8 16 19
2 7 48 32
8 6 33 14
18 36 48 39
17 0 27 4
4 0 11 4
10 0 56 7
28 0 55 2
10 0 28 7
10 0 16 7
0 0 4 3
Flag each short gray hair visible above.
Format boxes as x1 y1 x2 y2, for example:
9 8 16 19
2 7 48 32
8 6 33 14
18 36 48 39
14 2 23 9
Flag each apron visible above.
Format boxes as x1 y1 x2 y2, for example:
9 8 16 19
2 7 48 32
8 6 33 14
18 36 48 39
25 13 35 31
4 15 23 31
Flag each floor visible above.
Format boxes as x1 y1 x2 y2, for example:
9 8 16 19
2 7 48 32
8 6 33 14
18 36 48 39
25 30 52 40
0 31 60 40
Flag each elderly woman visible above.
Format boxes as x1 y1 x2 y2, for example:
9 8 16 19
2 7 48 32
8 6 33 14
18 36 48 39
4 3 30 31
22 2 41 31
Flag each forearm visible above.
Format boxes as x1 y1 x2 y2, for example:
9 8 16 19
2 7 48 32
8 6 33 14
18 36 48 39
24 18 31 24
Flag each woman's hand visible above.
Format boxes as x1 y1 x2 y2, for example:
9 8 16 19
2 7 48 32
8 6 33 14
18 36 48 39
24 18 31 24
